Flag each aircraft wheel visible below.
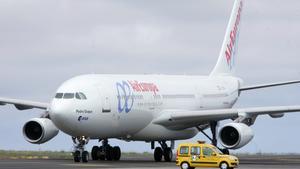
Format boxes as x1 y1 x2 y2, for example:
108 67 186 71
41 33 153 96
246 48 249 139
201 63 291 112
105 146 113 161
163 147 173 162
73 150 81 162
82 151 89 163
98 146 105 160
91 146 99 160
222 149 230 155
112 146 121 161
154 147 163 162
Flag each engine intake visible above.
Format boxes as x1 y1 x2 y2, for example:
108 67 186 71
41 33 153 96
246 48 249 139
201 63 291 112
23 118 59 144
219 123 254 149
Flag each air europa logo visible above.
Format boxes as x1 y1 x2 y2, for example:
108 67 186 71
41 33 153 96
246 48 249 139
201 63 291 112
128 80 159 95
116 80 160 113
225 1 243 69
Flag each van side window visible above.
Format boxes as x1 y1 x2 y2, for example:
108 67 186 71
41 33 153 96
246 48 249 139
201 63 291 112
191 146 201 155
180 146 189 155
203 147 214 156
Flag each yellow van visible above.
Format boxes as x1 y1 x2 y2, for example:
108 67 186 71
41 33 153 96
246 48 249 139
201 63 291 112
176 141 239 169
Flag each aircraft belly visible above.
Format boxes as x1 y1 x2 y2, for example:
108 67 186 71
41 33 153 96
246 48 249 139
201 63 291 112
130 123 198 141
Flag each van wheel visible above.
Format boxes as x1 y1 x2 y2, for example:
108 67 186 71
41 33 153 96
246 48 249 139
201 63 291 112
181 162 191 169
220 162 229 169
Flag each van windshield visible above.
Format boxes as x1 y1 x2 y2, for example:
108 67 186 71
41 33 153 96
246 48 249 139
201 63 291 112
212 147 223 155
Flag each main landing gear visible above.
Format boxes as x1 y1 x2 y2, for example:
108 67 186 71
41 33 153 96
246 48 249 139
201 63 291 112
152 141 174 162
197 121 230 155
72 136 90 163
91 139 121 161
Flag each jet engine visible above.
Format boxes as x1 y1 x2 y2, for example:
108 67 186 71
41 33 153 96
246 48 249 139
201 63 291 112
219 123 254 149
23 118 59 144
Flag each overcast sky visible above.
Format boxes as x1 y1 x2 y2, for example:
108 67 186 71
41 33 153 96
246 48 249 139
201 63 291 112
0 0 300 154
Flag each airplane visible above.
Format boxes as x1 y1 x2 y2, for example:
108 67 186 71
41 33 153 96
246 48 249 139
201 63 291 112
1 0 300 164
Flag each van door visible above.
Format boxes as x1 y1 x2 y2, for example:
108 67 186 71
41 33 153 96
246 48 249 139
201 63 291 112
198 146 219 168
190 146 201 167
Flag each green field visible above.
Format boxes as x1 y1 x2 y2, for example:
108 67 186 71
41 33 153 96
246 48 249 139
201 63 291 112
0 150 153 160
0 150 299 160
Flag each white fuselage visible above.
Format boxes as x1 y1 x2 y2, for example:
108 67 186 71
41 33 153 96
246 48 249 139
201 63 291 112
49 74 240 141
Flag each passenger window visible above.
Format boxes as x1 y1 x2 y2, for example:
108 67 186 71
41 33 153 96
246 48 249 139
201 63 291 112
63 93 74 99
180 146 189 155
203 147 214 156
55 93 63 99
191 146 201 155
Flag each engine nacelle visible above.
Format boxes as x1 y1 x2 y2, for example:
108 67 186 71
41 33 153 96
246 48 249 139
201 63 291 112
219 123 254 149
23 118 59 144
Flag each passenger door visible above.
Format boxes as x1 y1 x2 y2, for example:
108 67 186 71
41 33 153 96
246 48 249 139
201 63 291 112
102 96 111 113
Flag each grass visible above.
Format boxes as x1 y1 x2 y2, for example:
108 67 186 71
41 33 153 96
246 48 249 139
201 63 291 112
0 150 154 160
0 150 299 160
0 150 72 160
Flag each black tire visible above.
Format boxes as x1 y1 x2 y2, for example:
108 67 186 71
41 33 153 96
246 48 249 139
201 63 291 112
222 149 230 155
154 147 163 162
99 146 105 160
220 162 229 169
73 150 81 162
112 146 121 161
82 151 89 163
163 147 173 162
180 162 190 169
105 146 113 161
91 146 99 160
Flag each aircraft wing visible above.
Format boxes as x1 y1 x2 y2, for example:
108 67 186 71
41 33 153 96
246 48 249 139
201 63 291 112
0 97 49 110
239 80 300 91
153 106 300 130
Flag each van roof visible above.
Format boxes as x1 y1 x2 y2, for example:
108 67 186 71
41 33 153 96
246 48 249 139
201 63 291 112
178 142 215 148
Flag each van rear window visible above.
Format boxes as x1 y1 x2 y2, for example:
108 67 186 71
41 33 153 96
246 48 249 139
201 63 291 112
180 146 189 155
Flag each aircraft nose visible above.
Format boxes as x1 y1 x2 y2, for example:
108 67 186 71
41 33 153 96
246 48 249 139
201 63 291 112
49 100 72 126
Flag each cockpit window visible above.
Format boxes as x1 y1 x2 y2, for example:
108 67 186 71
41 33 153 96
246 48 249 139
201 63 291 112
55 92 86 100
75 92 87 100
79 92 87 100
55 93 63 99
75 93 81 100
63 93 75 99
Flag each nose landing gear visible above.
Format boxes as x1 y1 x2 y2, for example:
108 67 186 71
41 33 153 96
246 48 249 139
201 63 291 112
72 136 90 163
91 139 121 161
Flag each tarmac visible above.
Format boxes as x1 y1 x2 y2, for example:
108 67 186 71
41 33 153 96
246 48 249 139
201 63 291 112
1 156 300 169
